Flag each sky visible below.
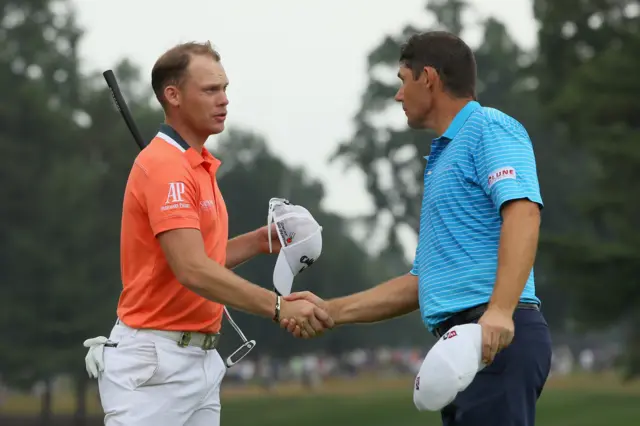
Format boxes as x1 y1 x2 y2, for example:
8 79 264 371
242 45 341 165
71 0 538 253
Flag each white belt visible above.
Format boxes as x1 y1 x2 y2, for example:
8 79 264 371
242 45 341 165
116 319 221 351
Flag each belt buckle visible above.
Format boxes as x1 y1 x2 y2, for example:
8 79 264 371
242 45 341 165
201 334 217 350
178 332 192 348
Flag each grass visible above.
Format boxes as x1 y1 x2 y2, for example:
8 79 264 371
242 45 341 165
2 373 640 426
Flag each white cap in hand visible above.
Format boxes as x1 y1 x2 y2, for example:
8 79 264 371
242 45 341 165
267 198 323 296
413 324 486 411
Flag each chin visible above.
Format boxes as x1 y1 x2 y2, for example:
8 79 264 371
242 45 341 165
207 123 225 135
407 114 430 130
406 118 422 129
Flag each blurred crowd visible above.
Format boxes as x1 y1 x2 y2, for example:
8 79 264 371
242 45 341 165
0 340 624 409
222 341 623 389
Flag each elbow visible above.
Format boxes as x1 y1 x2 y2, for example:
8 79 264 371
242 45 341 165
173 259 206 292
176 270 198 290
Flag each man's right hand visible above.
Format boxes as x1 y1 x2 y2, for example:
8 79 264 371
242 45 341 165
280 292 333 338
279 297 333 338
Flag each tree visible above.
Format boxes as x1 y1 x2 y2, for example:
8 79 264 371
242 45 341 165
0 0 91 423
533 0 640 378
0 1 164 423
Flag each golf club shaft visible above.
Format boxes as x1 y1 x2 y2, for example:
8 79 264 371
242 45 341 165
224 308 248 342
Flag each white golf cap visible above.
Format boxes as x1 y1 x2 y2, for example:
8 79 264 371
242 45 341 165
267 198 323 296
413 324 486 412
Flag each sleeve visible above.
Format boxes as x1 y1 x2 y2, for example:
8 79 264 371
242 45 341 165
473 120 543 214
409 243 420 276
142 161 201 236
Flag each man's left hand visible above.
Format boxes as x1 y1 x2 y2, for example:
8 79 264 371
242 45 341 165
256 223 281 254
477 306 515 365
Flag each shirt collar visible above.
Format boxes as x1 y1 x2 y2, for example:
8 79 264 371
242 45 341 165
439 100 481 141
157 123 221 173
423 101 480 161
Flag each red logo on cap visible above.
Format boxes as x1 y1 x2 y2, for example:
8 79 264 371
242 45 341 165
442 330 457 340
286 237 293 244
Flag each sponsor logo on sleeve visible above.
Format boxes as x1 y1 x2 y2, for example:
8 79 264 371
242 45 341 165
161 182 191 211
488 166 516 188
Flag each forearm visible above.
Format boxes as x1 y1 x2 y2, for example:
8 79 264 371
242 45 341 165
330 274 419 325
225 230 262 269
186 258 276 318
489 200 541 313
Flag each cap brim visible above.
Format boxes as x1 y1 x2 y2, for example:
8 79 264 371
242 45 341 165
413 324 484 412
273 252 294 296
414 355 459 411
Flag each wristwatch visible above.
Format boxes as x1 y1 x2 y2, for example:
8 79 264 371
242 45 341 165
273 294 281 323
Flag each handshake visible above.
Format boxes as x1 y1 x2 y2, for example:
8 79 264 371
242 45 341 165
277 292 336 339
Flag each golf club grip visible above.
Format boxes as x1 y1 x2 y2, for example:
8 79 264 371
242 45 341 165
102 70 147 150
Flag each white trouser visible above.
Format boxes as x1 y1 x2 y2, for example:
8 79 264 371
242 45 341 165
97 322 226 426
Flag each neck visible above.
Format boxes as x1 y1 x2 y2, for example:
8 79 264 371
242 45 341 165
429 96 474 136
165 116 208 152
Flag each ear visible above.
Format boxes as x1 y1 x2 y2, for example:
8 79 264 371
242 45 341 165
164 85 180 108
424 67 442 89
422 66 439 90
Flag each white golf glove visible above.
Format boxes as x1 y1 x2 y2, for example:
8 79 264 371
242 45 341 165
83 336 108 378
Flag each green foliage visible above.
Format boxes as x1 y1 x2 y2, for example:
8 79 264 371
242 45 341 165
0 0 89 390
534 0 640 376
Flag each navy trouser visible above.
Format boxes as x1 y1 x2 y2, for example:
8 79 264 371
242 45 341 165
440 308 552 426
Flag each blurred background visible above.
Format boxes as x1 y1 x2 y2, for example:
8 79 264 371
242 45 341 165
1 0 639 425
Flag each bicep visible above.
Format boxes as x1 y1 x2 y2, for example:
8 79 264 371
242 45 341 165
157 228 208 285
501 198 541 225
140 162 207 284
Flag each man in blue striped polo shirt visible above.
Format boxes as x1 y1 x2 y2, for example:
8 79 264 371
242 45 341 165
281 31 552 425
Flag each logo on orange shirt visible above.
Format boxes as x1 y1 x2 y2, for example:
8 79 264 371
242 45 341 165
161 182 190 212
166 182 186 203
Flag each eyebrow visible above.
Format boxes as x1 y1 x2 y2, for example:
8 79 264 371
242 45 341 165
204 82 228 90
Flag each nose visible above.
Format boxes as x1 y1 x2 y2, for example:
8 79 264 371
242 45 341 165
219 92 229 107
394 86 404 102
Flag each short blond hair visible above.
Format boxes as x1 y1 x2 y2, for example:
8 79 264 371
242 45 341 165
151 41 221 106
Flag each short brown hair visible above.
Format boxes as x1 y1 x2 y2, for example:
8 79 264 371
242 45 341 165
151 41 221 106
399 31 476 99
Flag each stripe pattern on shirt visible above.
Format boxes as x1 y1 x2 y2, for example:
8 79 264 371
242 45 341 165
410 101 543 331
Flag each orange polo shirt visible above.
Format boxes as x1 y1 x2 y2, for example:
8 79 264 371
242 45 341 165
117 124 227 333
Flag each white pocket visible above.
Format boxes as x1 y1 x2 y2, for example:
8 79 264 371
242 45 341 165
104 338 159 390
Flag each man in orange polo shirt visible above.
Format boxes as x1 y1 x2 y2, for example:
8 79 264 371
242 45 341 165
85 42 333 426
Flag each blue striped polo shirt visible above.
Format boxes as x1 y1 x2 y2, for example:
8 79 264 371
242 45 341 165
409 101 543 331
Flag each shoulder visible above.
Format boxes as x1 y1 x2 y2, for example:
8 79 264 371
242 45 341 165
464 107 532 152
132 138 193 181
478 107 528 137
